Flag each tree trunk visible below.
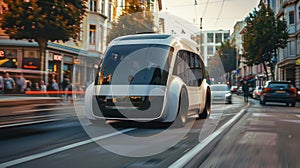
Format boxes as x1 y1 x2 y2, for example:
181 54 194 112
262 61 269 81
270 65 275 81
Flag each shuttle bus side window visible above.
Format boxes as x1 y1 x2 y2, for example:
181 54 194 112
194 54 203 86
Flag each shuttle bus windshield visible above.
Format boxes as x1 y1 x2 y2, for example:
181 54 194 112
96 44 173 85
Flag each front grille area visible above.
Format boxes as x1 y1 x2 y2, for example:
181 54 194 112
92 96 164 119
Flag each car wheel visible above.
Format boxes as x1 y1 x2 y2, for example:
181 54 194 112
261 98 266 105
291 101 296 107
174 89 188 127
199 91 211 119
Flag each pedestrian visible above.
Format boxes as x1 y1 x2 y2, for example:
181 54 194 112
16 73 27 93
3 72 15 94
40 80 47 92
242 80 249 102
61 77 70 101
51 79 58 91
51 79 59 97
0 72 3 94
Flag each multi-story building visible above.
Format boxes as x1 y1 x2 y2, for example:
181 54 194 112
261 0 300 88
201 30 230 67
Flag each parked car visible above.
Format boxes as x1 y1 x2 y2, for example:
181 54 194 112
230 86 238 93
252 86 262 99
260 81 297 106
210 84 232 104
85 34 211 127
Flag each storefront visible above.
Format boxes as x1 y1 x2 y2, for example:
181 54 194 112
0 40 101 92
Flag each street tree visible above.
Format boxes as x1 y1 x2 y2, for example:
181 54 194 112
106 0 155 45
217 39 237 73
1 0 86 71
243 3 288 80
217 39 237 85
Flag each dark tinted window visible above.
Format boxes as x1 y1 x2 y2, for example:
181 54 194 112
173 50 204 86
96 44 173 85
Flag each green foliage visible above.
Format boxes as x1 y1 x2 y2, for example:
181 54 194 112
243 3 288 79
106 0 155 45
1 0 86 43
218 39 237 73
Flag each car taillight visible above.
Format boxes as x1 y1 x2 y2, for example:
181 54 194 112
264 88 272 92
289 88 297 94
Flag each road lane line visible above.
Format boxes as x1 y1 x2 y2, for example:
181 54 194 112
0 128 135 167
0 118 62 128
169 103 249 168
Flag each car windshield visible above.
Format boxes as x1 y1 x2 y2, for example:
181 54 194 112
95 44 173 85
210 85 229 91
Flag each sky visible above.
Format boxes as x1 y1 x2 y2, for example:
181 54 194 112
161 0 260 33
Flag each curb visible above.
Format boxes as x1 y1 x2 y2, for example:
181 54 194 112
169 103 250 168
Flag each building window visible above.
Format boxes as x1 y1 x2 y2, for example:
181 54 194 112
90 0 97 12
298 7 300 21
100 0 105 14
207 46 214 55
89 25 96 45
78 23 83 41
224 33 230 40
108 0 112 21
289 40 296 56
207 33 214 43
215 33 222 43
297 36 300 55
289 11 295 24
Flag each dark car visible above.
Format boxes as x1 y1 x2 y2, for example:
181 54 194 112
260 81 297 106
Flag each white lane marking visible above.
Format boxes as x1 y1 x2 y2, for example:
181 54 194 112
0 119 62 129
169 106 248 168
0 128 135 167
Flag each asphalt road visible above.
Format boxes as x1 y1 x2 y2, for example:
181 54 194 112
199 98 300 167
0 95 247 168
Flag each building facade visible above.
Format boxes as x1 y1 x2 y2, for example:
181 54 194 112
0 0 162 92
201 30 230 67
262 0 300 88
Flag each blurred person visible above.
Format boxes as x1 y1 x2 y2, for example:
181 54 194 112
3 72 15 94
26 80 32 91
52 79 59 97
51 79 59 91
16 73 27 93
67 82 75 103
242 80 249 102
40 80 47 92
61 77 70 101
0 72 3 94
31 82 40 91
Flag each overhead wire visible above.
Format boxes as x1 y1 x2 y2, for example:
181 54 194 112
214 0 225 28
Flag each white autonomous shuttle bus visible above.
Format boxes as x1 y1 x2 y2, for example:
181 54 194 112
85 34 211 126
